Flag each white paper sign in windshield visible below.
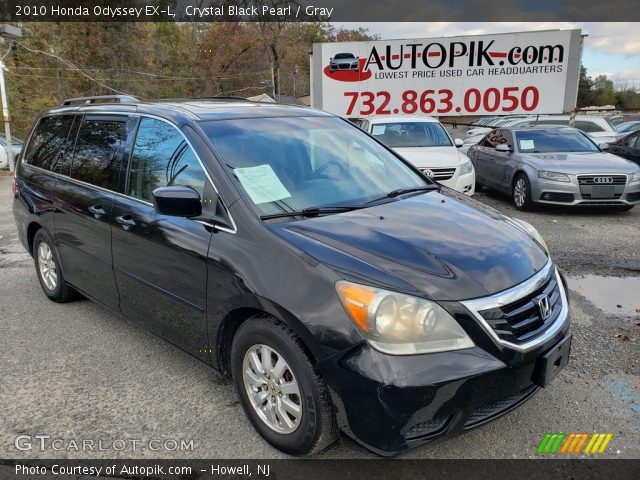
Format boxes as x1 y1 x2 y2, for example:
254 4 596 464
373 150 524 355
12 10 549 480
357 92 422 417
235 164 291 204
312 29 582 117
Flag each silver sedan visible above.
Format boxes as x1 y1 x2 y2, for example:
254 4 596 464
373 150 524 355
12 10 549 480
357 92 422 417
467 126 640 211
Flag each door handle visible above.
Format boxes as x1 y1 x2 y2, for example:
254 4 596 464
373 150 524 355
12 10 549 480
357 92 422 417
115 215 136 231
88 204 106 219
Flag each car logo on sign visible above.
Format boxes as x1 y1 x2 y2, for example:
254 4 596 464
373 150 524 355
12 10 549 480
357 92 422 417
593 177 613 184
538 294 552 320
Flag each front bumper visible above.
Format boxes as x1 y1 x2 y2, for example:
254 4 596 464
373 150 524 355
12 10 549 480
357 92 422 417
440 169 476 196
531 174 640 206
320 265 571 455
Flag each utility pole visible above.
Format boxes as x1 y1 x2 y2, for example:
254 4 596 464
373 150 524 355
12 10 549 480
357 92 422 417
0 24 22 173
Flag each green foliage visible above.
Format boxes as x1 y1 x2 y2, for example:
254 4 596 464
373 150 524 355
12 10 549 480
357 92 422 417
577 64 640 110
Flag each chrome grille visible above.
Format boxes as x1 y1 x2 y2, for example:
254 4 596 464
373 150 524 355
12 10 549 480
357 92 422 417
577 175 627 185
421 167 456 181
477 272 562 344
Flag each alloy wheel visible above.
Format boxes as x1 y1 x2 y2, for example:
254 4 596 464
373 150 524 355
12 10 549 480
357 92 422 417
242 344 302 434
37 241 58 291
514 177 527 207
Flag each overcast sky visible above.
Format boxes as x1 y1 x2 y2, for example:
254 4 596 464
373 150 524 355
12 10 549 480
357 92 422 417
334 22 640 88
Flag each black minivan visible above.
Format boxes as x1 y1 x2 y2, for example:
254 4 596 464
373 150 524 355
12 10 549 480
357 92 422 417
13 96 571 456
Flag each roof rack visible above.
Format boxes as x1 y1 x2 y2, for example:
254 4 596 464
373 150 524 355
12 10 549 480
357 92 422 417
60 95 139 106
188 96 248 101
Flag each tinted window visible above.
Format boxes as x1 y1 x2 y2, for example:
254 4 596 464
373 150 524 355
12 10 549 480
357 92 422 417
626 133 639 149
71 117 126 190
24 115 76 174
127 118 207 203
575 120 604 133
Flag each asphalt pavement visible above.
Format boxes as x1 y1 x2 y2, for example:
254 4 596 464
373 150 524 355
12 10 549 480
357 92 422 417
0 175 638 459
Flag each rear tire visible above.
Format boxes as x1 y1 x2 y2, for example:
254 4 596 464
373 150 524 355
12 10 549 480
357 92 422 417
513 173 534 211
231 315 338 456
33 229 75 303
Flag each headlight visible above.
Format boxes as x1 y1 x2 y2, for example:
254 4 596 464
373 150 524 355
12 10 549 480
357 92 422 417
511 218 549 253
459 160 474 175
538 170 570 182
335 282 474 355
631 171 640 184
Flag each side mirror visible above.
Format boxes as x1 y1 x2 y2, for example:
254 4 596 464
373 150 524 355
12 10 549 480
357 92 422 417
495 144 511 153
454 138 464 147
152 186 202 217
600 142 609 151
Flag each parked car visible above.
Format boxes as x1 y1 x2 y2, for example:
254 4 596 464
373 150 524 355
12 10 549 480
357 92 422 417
615 121 640 134
461 117 535 154
607 129 640 165
467 126 640 210
363 116 475 195
461 114 621 155
523 115 620 146
0 135 23 169
329 53 359 72
465 116 524 138
14 95 571 456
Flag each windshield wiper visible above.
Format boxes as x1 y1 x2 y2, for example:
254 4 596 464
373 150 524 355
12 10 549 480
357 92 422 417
366 184 439 204
260 205 365 220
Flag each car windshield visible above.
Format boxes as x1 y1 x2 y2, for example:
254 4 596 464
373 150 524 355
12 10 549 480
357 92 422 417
200 116 428 216
515 130 600 153
334 53 354 59
371 122 452 148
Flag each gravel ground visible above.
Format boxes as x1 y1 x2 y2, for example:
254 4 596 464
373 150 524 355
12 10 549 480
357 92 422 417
0 176 638 460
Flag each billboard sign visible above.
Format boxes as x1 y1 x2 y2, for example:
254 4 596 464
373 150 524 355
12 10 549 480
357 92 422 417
311 29 582 117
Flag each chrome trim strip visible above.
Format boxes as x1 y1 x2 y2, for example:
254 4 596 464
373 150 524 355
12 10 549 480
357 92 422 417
463 261 554 310
461 262 569 352
20 112 237 234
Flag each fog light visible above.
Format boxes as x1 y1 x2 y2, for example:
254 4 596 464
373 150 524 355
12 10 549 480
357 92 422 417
543 193 551 200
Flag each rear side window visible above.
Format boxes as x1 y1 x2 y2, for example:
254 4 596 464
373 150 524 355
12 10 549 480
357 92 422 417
70 117 127 190
24 115 76 174
575 120 605 133
127 118 207 203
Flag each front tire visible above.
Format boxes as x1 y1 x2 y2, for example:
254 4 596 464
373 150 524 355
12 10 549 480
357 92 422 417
33 229 75 303
231 315 338 456
513 173 534 211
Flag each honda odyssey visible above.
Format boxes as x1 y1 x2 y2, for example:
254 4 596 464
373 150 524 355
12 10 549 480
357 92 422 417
13 96 571 456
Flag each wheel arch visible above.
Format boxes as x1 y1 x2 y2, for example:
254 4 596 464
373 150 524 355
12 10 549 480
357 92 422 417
215 304 321 377
26 221 43 256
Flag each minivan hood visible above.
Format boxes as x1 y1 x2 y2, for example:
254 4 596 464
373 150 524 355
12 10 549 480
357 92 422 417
393 146 466 168
522 152 639 174
271 190 549 301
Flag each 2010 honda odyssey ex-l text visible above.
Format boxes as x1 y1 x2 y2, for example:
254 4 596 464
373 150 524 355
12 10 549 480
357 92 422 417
13 96 571 456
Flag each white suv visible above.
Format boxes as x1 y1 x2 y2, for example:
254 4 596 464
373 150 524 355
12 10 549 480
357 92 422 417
363 116 475 195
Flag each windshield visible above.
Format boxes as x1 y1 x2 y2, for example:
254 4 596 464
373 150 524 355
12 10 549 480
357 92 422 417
515 130 600 153
200 116 428 216
334 53 355 59
370 122 452 148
